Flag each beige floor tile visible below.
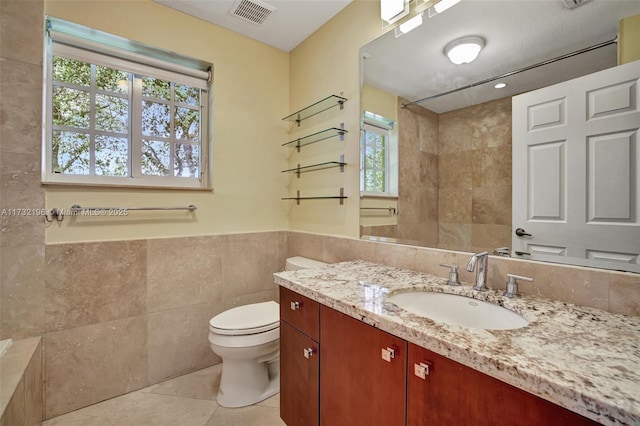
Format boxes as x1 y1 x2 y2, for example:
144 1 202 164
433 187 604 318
112 393 216 426
205 404 285 426
145 364 221 401
43 365 282 426
43 391 146 426
257 393 280 408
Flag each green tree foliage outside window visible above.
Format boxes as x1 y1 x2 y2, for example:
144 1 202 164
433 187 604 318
51 55 202 180
361 128 388 194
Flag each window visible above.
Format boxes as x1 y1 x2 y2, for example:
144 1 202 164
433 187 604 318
360 112 396 196
43 18 212 189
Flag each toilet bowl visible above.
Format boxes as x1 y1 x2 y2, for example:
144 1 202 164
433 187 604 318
208 256 327 408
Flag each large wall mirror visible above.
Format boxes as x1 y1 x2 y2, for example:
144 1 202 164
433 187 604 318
359 0 640 273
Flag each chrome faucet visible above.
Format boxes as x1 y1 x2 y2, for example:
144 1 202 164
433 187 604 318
466 251 489 291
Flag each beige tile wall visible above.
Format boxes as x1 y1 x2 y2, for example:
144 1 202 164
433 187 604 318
0 0 46 341
396 98 439 246
287 231 640 316
438 97 512 252
42 231 286 418
0 337 43 426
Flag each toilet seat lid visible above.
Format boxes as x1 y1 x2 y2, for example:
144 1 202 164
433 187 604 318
209 301 279 335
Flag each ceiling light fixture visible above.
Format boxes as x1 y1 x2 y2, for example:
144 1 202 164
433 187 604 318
395 13 423 37
494 82 507 89
444 36 485 65
427 0 461 17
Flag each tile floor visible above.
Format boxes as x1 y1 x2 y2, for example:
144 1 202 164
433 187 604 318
43 364 286 426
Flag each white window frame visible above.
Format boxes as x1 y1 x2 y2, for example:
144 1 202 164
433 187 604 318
42 18 212 189
360 112 397 197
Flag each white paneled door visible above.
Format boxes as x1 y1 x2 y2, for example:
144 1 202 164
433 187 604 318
512 59 640 272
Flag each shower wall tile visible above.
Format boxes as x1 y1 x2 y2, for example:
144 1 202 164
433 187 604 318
439 189 472 224
45 315 148 418
438 113 472 154
469 97 512 150
472 146 512 188
0 244 45 339
609 272 640 316
0 0 44 65
0 58 43 155
147 235 224 313
44 241 147 332
471 224 511 252
472 185 511 226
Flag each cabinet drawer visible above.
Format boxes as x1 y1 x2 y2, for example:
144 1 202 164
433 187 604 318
280 287 320 341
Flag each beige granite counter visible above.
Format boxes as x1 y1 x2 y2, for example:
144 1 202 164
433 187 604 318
274 260 640 426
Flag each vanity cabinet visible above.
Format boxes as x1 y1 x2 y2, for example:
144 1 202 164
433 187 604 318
320 305 407 426
280 287 320 426
407 344 600 426
280 288 600 426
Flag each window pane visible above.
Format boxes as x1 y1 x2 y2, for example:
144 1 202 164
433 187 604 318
53 86 90 128
96 65 129 94
96 94 128 133
142 101 170 137
53 56 90 86
175 84 199 106
95 136 128 176
142 139 170 176
174 143 199 177
175 107 200 141
142 76 170 100
52 130 90 175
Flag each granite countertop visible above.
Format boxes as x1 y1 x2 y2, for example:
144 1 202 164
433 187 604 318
273 260 640 426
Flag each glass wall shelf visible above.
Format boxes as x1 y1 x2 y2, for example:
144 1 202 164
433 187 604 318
282 160 346 177
282 95 348 126
282 188 346 205
282 127 347 151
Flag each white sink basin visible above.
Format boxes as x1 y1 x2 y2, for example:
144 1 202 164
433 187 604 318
388 291 529 330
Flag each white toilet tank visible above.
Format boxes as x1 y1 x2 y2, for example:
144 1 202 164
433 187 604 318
285 256 327 271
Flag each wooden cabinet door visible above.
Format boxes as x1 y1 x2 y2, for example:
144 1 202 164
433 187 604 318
320 306 407 426
408 343 600 426
280 320 319 426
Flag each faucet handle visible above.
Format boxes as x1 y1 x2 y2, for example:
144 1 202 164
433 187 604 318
439 264 461 286
504 274 534 298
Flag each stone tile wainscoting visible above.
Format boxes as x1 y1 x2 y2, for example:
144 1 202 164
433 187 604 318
42 231 286 419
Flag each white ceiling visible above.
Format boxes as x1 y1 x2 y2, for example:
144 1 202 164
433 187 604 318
362 0 640 113
153 0 353 52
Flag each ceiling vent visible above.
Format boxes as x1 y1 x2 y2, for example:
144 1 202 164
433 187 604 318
561 0 591 10
230 0 277 25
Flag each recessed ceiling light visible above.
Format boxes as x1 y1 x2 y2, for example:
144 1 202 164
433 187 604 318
444 36 485 65
494 83 507 89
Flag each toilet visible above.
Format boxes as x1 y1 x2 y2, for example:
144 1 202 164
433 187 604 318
208 256 327 408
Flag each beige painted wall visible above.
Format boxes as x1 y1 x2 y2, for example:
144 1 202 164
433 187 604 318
44 0 290 243
619 13 640 64
287 1 384 238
